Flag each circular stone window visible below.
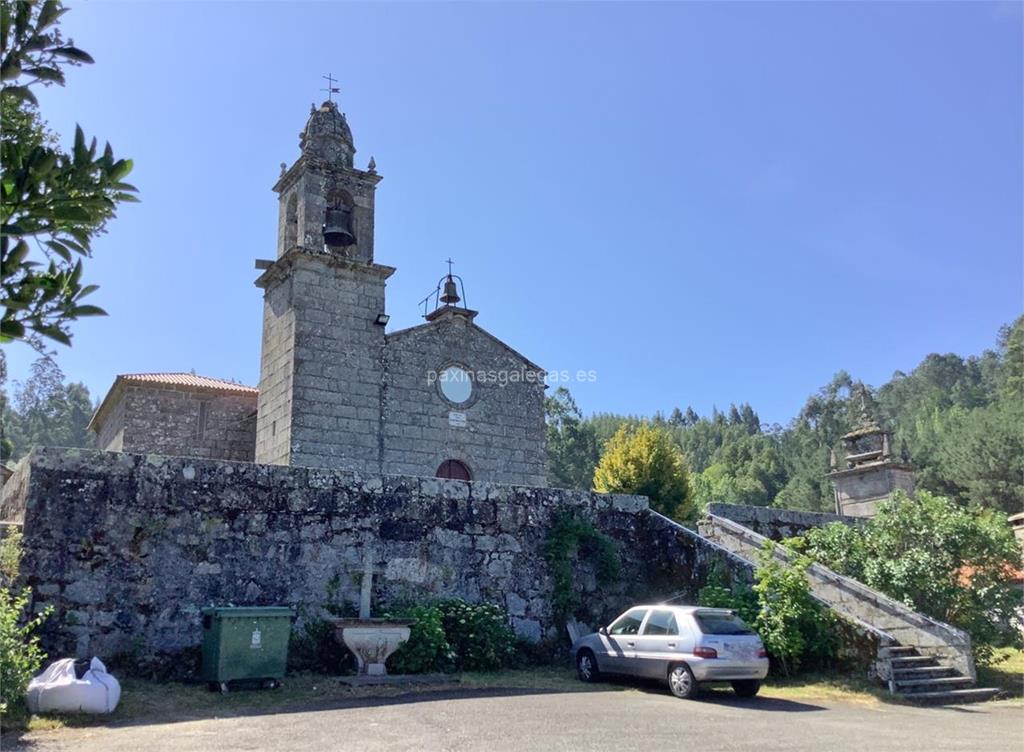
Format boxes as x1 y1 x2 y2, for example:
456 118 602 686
438 365 473 405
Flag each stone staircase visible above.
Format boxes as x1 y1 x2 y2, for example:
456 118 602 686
882 646 999 704
685 512 1001 705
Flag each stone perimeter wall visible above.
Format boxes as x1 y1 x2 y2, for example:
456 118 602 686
705 503 864 542
2 448 741 674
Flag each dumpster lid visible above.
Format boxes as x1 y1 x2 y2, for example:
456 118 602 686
201 606 294 618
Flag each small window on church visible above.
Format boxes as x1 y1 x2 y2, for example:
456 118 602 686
437 459 472 481
438 365 473 405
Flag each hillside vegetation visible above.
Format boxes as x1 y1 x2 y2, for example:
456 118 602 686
547 315 1023 515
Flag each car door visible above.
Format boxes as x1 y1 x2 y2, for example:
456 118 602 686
599 608 648 674
632 609 682 679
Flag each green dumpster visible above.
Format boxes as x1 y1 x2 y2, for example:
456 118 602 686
201 606 294 692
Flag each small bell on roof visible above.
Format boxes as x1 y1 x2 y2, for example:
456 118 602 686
440 275 461 306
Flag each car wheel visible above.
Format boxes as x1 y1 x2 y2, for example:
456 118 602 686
576 650 601 683
668 664 700 699
732 680 760 698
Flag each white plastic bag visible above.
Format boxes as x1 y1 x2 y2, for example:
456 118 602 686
25 657 121 714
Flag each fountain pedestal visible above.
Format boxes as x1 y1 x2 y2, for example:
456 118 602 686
331 549 415 678
331 618 414 676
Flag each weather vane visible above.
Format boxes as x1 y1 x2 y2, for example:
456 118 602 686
321 73 340 102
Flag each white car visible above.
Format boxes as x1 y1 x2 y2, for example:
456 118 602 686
571 605 769 699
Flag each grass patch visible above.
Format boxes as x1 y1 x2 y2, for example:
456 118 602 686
761 672 884 704
977 647 1024 701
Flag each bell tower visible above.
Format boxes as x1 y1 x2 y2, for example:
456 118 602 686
254 94 394 470
274 100 380 263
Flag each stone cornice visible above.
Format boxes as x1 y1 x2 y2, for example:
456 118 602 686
273 155 382 194
827 461 915 480
255 247 396 290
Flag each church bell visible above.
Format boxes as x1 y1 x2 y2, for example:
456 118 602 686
440 276 461 305
323 206 356 247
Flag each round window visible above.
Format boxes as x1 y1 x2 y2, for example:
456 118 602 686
438 365 473 404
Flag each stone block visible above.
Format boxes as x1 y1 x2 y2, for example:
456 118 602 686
511 617 542 643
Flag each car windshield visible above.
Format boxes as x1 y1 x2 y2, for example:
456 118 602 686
694 611 754 635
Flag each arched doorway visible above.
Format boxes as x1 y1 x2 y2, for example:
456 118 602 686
436 459 472 481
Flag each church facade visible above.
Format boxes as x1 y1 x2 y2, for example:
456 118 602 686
90 98 547 487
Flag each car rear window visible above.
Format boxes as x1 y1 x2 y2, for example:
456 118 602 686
694 612 754 635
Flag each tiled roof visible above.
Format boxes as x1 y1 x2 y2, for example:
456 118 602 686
116 373 258 395
88 373 257 433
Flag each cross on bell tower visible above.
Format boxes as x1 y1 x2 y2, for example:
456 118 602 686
321 73 340 102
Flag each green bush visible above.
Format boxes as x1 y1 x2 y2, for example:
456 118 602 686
753 543 836 676
794 490 1023 664
386 599 517 674
697 552 835 676
696 566 759 627
387 605 453 674
0 529 52 720
438 600 516 672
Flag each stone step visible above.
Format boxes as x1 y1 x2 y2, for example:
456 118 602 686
882 645 918 656
901 687 1001 705
895 675 974 693
892 666 958 680
890 655 939 667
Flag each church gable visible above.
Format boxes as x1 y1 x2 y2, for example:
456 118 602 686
382 311 547 486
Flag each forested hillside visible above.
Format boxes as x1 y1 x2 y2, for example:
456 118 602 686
0 355 95 462
547 316 1023 514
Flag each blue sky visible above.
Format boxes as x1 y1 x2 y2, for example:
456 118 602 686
5 1 1022 425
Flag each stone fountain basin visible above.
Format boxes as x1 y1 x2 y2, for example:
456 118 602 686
330 618 415 676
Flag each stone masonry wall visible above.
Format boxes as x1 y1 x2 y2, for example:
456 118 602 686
382 313 547 487
3 451 899 681
832 466 916 518
115 386 256 462
4 448 696 674
257 253 391 473
94 390 127 452
704 503 863 542
254 277 296 465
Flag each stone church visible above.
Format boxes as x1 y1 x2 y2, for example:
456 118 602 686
89 98 547 486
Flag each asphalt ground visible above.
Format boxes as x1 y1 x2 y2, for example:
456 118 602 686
8 685 1023 752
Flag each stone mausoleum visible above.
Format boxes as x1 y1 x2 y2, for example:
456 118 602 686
89 97 547 487
828 414 915 518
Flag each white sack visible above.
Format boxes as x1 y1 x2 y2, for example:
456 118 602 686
25 657 121 714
